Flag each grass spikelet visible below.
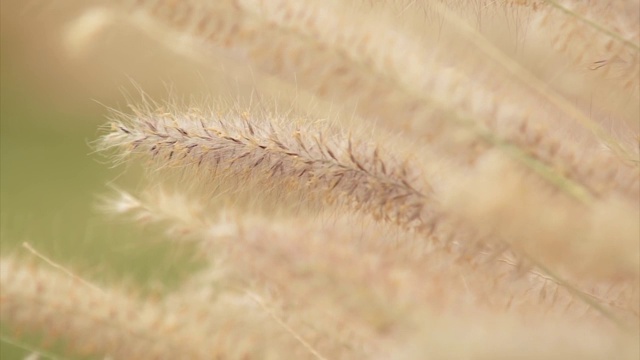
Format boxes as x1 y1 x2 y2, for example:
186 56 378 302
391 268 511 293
99 105 436 231
107 0 638 203
441 151 640 282
98 104 637 321
104 188 638 357
0 256 312 359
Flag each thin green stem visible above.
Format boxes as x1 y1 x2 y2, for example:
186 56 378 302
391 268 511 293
524 255 629 330
0 334 67 360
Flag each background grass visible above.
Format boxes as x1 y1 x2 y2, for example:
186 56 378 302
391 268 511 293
0 2 208 357
1 0 637 358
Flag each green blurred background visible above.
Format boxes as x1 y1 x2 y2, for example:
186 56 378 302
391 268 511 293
0 1 242 357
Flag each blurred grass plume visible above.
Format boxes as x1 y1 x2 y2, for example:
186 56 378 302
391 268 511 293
1 0 639 359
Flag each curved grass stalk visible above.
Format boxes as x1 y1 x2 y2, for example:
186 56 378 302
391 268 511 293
0 256 317 359
104 102 639 282
432 2 638 166
0 257 212 359
524 254 627 329
115 0 637 203
106 188 637 337
541 0 640 51
0 335 65 360
100 106 437 231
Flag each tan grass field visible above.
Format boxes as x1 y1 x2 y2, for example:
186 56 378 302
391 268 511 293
0 1 639 359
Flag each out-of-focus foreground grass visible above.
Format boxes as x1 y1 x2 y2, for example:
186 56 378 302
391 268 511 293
0 2 222 357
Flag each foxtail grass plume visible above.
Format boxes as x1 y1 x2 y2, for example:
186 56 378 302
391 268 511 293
2 0 639 358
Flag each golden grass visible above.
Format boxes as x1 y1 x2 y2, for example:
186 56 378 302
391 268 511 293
1 0 638 359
